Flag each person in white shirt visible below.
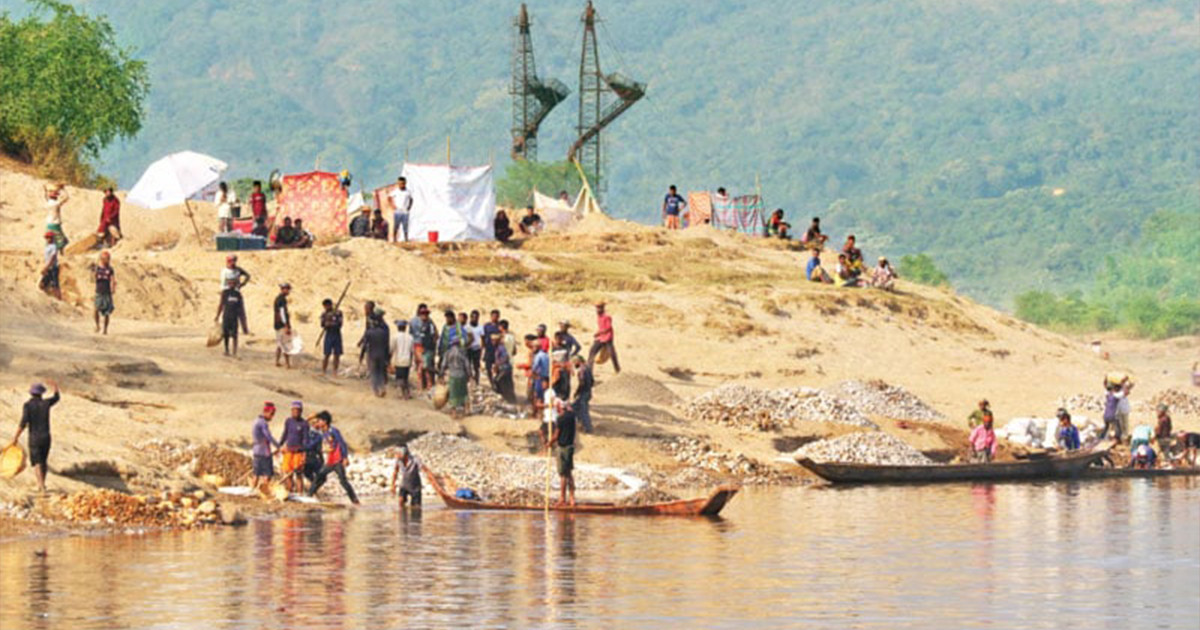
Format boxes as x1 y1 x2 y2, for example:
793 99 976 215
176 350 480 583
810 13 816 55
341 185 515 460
389 319 414 399
870 256 897 291
389 177 413 242
215 182 238 233
44 183 69 250
467 310 486 386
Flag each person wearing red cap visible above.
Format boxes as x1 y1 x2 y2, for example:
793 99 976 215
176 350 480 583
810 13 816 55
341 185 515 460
39 231 61 300
251 402 280 492
10 380 61 493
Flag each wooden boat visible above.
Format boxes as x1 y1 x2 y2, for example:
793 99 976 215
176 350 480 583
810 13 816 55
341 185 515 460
1080 466 1200 479
796 449 1108 484
424 467 738 516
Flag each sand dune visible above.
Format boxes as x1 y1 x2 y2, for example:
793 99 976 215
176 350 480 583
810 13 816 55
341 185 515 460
0 165 1196 502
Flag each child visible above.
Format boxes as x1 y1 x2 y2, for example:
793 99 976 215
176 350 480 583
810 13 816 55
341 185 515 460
968 412 997 463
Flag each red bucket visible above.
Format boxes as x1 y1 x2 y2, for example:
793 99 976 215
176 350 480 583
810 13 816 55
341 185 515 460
427 231 439 243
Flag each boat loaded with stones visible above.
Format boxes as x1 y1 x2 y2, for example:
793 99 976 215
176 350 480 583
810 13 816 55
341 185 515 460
797 449 1108 484
424 467 739 516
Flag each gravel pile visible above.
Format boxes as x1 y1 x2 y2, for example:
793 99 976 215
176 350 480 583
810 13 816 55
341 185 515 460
597 372 682 406
138 440 251 485
830 380 944 421
659 436 792 485
793 432 936 466
1059 393 1105 416
620 487 680 506
345 433 626 496
682 384 876 431
1148 389 1200 418
49 488 232 529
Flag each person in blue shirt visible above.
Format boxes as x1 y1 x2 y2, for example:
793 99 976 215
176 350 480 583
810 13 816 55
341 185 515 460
307 411 359 505
1055 408 1081 451
531 343 550 411
482 309 502 388
806 249 831 283
662 185 686 230
557 320 582 357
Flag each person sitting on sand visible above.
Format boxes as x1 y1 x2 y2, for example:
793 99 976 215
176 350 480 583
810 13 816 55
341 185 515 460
519 206 544 236
370 209 389 240
968 412 997 463
251 402 281 493
307 411 359 505
766 209 791 239
870 257 898 291
390 445 422 508
1055 408 1080 451
97 187 122 248
967 399 992 428
275 217 300 248
842 235 864 272
805 249 831 284
10 381 61 494
293 218 314 248
494 209 514 243
802 217 828 250
834 253 861 288
349 207 371 237
545 398 578 507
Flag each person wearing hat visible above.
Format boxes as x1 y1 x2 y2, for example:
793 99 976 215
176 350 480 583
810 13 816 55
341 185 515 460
1055 408 1080 451
10 381 61 493
251 402 281 493
93 251 116 335
1154 403 1174 459
440 327 473 418
389 445 422 507
870 256 897 291
274 283 293 369
587 301 620 373
220 254 251 291
308 411 359 505
215 278 247 356
967 399 992 429
410 305 438 391
389 319 414 399
968 411 997 463
320 298 344 376
279 401 310 493
363 307 391 397
39 231 61 300
557 320 582 357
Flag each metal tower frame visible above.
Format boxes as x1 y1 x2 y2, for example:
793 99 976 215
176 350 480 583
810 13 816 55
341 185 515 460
570 1 644 195
510 4 568 162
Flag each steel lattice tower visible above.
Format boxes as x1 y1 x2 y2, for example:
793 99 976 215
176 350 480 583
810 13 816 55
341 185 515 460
576 1 603 189
510 4 568 162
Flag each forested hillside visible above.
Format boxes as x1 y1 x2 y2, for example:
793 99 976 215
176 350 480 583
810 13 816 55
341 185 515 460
26 0 1200 305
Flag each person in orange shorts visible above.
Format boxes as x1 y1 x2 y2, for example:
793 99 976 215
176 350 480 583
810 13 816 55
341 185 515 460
278 401 310 493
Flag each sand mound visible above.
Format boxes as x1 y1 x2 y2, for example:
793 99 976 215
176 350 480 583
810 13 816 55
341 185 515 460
594 372 682 406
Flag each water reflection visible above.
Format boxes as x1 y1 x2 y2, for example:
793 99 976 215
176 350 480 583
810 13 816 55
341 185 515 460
0 479 1196 629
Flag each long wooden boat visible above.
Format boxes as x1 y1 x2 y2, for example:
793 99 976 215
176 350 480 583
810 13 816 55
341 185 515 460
424 467 738 516
796 449 1108 484
1080 466 1200 479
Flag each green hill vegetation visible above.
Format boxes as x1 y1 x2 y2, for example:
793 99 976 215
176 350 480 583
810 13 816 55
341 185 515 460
3 0 1197 336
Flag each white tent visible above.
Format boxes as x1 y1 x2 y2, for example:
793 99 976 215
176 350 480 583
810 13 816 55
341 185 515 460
532 189 578 231
401 163 495 242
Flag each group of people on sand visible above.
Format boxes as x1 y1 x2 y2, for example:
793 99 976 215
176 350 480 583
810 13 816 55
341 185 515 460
962 388 1199 468
250 401 359 504
802 219 897 290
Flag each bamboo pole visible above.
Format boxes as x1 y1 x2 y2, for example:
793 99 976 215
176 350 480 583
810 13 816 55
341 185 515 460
183 199 204 245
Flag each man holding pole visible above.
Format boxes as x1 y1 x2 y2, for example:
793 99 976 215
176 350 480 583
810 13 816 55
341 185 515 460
544 397 578 507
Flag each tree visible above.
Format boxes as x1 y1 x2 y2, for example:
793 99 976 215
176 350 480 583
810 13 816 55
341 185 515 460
0 0 149 181
495 160 588 209
898 253 950 287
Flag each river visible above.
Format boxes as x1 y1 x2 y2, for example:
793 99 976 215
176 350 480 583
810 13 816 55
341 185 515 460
2 478 1197 629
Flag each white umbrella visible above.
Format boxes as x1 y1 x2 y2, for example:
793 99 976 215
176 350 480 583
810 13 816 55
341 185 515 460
127 151 228 243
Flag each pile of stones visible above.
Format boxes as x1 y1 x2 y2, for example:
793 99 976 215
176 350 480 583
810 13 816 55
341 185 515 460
793 432 937 466
830 380 944 421
682 385 876 432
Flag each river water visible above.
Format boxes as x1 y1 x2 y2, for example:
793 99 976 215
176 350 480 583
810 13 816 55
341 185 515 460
2 478 1197 629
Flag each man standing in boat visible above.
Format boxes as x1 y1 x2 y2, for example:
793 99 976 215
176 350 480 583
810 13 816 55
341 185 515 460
545 398 578 507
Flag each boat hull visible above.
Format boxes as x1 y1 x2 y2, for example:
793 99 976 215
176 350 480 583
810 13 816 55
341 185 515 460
796 450 1108 484
424 467 737 516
